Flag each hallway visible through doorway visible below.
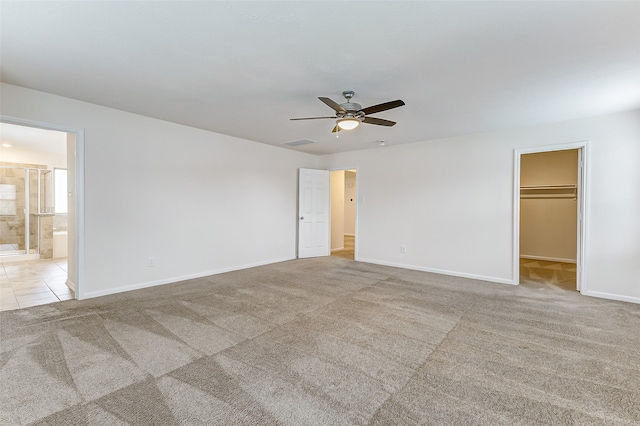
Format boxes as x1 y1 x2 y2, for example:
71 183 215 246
331 235 354 260
330 169 356 261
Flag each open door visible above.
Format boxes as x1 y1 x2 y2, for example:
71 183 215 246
298 168 330 258
514 142 588 294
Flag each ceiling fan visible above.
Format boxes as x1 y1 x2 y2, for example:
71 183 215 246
290 91 405 133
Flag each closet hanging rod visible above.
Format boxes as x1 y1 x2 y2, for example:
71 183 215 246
520 184 577 200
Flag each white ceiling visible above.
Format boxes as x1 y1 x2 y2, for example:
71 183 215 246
1 1 639 155
0 122 67 155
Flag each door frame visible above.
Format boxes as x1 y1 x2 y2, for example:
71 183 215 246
329 166 359 261
1 115 85 299
513 141 589 293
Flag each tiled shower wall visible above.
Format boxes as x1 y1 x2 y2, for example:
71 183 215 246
53 214 67 232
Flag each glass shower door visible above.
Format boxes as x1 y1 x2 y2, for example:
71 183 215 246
0 167 27 255
0 167 52 257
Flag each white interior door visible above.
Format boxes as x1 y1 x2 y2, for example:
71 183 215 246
298 168 330 258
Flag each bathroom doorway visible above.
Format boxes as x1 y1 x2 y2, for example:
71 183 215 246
0 121 79 310
330 169 357 260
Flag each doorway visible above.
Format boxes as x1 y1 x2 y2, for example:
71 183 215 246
513 142 588 293
330 169 357 260
0 117 84 307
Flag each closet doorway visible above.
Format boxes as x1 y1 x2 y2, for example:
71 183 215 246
330 169 356 260
514 142 588 293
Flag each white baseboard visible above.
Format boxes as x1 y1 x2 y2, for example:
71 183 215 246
80 256 295 300
356 257 515 285
331 247 345 252
355 258 639 305
520 254 576 263
582 290 640 305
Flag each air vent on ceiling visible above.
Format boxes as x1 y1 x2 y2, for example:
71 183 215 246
283 139 315 147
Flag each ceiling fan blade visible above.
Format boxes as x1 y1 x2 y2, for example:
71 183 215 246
319 97 346 113
290 116 336 121
360 99 405 115
331 125 341 133
362 117 396 127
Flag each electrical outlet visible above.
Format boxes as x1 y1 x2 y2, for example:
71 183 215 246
147 257 156 267
400 245 407 254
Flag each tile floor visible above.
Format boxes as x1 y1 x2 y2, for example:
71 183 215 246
0 258 73 312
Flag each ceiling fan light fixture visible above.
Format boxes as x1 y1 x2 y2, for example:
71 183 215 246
336 117 360 130
290 91 404 134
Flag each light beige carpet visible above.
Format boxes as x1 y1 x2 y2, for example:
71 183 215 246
1 257 639 425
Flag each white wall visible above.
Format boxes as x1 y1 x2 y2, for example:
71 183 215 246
3 83 638 304
330 170 345 251
1 83 318 298
320 109 640 303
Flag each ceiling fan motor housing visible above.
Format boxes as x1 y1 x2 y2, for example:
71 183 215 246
340 102 362 113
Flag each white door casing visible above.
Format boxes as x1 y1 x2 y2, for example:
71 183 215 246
513 141 588 294
298 168 330 258
1 115 84 299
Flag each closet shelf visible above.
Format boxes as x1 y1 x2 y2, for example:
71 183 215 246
520 184 577 200
520 184 576 189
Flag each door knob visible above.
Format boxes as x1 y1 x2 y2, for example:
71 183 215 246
300 216 304 220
